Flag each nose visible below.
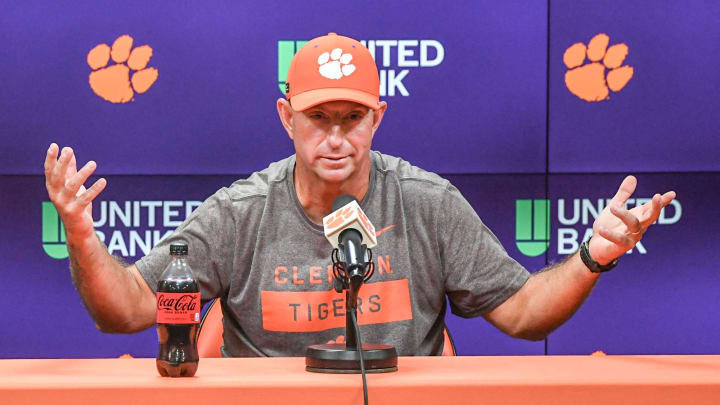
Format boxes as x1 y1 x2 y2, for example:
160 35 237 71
327 124 343 149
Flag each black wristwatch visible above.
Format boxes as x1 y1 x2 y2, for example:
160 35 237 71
579 240 619 273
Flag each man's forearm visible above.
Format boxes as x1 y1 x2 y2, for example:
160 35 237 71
514 251 600 340
486 178 674 341
68 231 153 333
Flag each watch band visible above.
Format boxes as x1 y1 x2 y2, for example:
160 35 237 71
579 240 618 273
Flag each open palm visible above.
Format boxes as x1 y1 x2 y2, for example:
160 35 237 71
590 176 676 264
44 144 107 239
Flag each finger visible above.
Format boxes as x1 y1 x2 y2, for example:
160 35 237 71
636 190 676 215
598 226 634 247
65 151 78 179
609 203 642 234
661 191 676 205
63 161 97 197
44 143 59 176
76 184 87 198
75 178 107 207
610 175 637 206
51 147 73 184
641 191 676 227
648 194 663 224
636 193 661 226
44 144 60 193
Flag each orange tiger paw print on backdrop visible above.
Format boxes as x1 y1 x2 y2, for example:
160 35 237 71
563 33 634 102
87 34 159 103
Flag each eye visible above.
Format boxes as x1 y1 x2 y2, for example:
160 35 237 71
347 112 364 121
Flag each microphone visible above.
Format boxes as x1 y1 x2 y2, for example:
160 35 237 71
323 195 377 249
323 195 376 291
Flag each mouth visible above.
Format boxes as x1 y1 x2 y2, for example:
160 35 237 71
320 156 349 162
318 156 351 168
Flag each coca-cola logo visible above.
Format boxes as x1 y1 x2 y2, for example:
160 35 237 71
157 294 198 312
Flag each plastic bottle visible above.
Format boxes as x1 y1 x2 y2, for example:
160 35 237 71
156 243 200 377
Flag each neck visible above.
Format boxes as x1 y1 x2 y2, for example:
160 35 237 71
294 158 371 225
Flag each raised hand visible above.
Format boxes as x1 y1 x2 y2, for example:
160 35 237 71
590 176 676 264
44 144 107 239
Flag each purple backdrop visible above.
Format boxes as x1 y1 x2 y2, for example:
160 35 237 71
546 173 718 355
0 0 546 175
1 0 718 359
549 0 720 173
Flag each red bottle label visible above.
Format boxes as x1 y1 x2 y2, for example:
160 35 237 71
156 292 201 324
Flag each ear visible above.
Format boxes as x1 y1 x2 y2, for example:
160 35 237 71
371 101 387 135
277 98 295 140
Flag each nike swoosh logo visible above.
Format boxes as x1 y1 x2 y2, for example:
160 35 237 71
376 225 395 237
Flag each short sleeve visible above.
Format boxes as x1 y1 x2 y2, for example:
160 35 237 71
135 188 235 304
439 186 530 318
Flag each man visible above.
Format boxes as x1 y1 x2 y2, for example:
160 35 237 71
44 33 675 356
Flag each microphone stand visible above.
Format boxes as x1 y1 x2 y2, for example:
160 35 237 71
344 277 362 351
305 239 398 374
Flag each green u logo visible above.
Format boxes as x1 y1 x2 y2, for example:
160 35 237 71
515 199 550 257
277 40 308 94
42 202 69 259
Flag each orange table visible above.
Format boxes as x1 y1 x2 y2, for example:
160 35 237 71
1 356 719 404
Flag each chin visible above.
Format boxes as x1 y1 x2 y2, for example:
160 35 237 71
315 167 353 184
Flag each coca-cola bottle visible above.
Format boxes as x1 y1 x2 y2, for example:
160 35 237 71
156 243 201 377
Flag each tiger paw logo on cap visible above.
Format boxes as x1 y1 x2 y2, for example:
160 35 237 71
318 48 356 79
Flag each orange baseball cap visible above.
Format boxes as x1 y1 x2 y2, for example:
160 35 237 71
285 33 380 112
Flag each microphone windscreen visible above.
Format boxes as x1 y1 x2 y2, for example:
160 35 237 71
332 194 358 212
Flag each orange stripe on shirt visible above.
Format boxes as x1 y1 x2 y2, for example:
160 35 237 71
261 279 412 332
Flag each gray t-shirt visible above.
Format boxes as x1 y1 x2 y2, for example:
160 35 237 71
136 151 530 356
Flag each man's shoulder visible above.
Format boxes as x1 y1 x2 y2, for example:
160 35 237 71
223 155 293 202
372 151 452 194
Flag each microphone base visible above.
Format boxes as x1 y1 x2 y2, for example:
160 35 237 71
305 343 398 374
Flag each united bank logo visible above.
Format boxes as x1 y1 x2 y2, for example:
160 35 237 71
42 200 201 260
564 33 634 102
42 202 69 259
278 39 444 97
515 197 682 257
87 34 159 103
515 200 550 257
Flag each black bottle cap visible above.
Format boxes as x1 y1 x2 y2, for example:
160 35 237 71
169 243 188 255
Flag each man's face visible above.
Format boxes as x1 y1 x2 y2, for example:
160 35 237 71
283 100 386 184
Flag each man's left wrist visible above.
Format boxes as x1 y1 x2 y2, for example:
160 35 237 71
587 237 613 265
580 240 618 273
